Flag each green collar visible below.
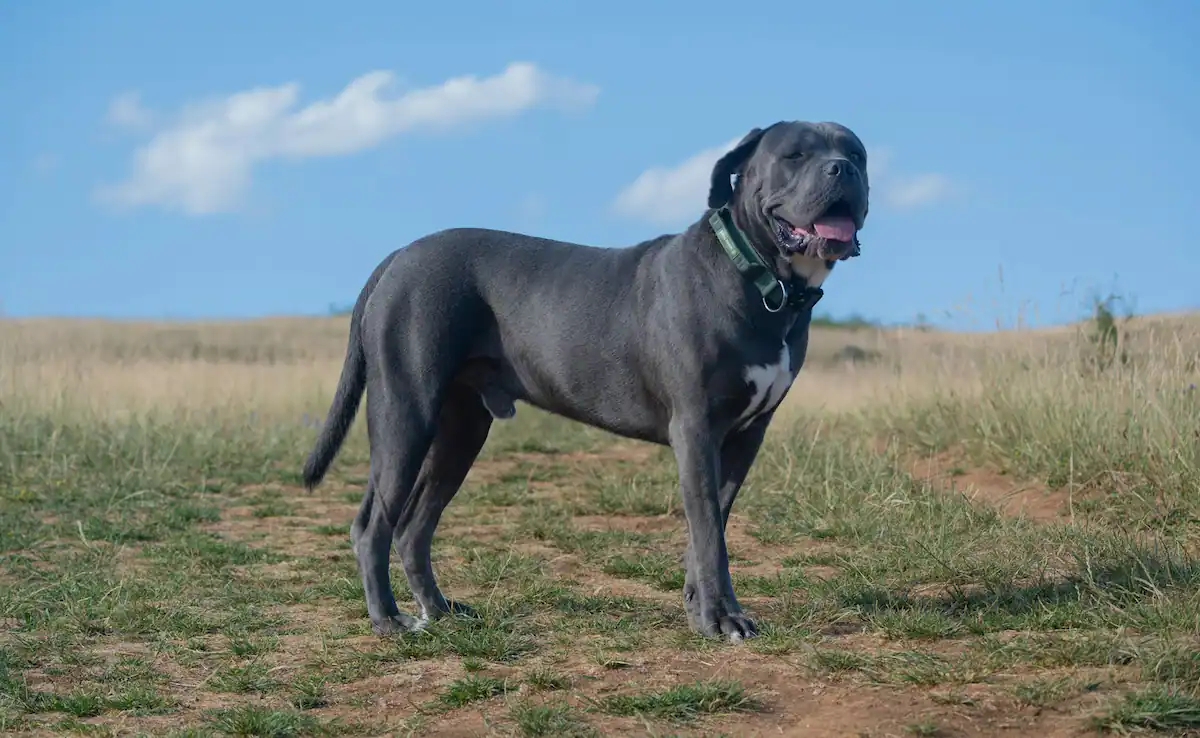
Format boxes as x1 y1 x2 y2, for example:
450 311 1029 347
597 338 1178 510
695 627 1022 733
708 207 824 314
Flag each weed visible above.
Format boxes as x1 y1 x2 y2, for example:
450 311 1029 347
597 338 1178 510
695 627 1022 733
1091 687 1200 733
204 705 325 737
437 675 510 708
524 667 571 691
594 680 762 723
291 675 329 710
1012 676 1076 707
510 700 596 737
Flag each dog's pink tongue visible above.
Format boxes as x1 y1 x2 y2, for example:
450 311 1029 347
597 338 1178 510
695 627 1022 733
811 216 856 242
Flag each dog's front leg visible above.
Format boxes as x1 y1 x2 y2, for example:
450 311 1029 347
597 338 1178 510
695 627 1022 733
681 417 770 633
669 416 756 641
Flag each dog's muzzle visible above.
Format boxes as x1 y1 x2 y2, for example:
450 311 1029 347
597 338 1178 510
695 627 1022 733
772 208 862 261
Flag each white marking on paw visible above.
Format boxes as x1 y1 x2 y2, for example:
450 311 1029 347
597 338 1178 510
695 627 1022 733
736 343 794 430
728 631 744 644
789 253 832 288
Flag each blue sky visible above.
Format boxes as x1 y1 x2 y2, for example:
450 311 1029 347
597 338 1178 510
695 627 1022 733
2 0 1197 330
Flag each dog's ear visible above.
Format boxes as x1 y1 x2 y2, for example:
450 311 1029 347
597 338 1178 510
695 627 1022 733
707 126 771 209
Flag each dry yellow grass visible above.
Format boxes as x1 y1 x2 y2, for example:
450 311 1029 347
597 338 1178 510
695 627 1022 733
7 309 1195 420
0 316 349 423
4 308 1196 506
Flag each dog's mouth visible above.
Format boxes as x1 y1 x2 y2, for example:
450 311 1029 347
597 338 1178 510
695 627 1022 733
772 201 861 261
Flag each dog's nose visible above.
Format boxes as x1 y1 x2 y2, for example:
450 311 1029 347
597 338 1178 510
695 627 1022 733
823 159 852 178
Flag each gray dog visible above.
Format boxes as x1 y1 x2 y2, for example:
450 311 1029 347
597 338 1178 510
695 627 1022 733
302 120 869 642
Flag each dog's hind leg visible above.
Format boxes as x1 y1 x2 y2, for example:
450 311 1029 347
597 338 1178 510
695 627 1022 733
395 383 493 625
354 318 461 635
355 420 436 634
349 463 377 554
348 462 430 630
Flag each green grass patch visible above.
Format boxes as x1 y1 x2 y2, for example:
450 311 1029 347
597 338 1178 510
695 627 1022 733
1091 686 1200 733
437 675 511 708
594 679 762 723
510 700 596 737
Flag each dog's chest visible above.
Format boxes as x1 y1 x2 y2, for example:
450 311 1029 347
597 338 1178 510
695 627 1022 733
733 341 796 429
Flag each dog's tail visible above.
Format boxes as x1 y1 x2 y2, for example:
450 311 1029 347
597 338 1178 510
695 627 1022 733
301 253 394 490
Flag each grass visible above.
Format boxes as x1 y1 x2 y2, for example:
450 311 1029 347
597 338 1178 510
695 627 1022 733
1092 687 1200 733
1 307 1199 735
593 679 762 722
436 675 512 708
510 700 596 737
204 705 328 737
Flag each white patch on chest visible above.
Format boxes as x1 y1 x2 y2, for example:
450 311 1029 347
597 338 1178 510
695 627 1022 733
789 253 832 288
735 343 795 429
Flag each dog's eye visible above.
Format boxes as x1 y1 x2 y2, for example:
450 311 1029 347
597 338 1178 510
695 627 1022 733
783 151 805 160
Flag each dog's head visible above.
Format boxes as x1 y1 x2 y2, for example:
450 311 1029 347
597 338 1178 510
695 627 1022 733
708 121 869 263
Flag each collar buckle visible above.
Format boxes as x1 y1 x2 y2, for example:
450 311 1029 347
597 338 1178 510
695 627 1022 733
788 286 824 312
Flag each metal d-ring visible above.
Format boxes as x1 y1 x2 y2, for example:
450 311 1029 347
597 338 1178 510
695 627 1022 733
762 279 787 313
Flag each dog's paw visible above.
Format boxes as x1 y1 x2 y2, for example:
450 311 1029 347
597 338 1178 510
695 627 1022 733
718 613 758 643
371 612 421 636
693 599 758 642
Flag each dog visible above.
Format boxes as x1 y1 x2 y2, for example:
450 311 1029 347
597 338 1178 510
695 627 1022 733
302 120 870 642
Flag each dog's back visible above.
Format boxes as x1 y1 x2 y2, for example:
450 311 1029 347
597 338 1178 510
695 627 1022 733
381 227 676 441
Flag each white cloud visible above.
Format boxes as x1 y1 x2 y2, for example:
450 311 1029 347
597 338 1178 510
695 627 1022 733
866 147 957 211
107 91 155 131
881 172 954 210
611 137 741 226
97 62 599 215
612 139 955 227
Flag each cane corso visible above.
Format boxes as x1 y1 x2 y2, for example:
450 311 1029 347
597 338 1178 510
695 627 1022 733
303 120 869 641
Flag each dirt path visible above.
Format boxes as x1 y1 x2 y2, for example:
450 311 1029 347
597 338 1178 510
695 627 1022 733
905 449 1075 523
196 445 1109 738
9 440 1136 737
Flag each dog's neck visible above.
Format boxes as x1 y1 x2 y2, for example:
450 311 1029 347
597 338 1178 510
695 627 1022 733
725 199 835 290
720 199 835 291
783 253 833 289
699 205 831 322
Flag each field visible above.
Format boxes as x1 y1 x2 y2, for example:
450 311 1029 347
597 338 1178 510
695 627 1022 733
2 308 1199 737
